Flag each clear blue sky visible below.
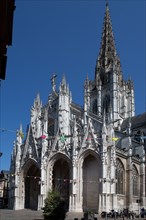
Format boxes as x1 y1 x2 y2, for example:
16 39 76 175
0 0 145 171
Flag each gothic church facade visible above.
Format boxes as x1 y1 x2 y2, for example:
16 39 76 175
9 3 146 213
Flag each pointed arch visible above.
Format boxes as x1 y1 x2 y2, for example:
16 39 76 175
47 153 71 211
116 158 124 195
78 149 102 212
103 94 110 114
22 159 41 210
132 165 139 196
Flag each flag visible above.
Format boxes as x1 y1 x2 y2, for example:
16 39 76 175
112 137 119 141
60 135 66 142
19 131 24 139
40 135 46 139
37 135 46 140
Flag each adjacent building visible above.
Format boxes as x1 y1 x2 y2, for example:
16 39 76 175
0 170 10 208
0 0 15 80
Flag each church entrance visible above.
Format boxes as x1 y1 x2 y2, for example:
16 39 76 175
24 164 41 210
83 155 100 212
53 158 70 210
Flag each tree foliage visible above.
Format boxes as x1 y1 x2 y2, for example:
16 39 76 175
42 190 66 220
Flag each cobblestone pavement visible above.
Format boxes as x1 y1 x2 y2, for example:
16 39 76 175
0 209 145 220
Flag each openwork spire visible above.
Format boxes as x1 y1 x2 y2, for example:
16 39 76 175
95 3 122 79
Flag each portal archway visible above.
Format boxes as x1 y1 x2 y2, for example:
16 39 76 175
53 158 70 210
83 154 100 211
24 163 40 210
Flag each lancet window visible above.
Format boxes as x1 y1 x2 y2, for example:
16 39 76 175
132 165 139 196
116 159 124 194
103 95 110 114
93 99 97 114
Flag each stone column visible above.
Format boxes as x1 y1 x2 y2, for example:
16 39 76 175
69 164 77 212
100 117 108 212
13 171 20 210
127 148 133 211
76 159 84 212
140 158 145 207
39 135 47 210
39 165 46 210
97 81 102 116
110 144 117 210
112 72 118 121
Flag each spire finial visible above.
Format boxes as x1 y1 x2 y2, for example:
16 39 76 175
106 0 108 7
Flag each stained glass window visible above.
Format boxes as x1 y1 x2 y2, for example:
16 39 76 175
116 159 124 194
132 165 139 196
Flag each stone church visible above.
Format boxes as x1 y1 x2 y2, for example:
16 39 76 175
9 3 146 213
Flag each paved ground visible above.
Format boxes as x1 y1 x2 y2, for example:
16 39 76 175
0 209 43 220
0 209 145 220
0 209 84 220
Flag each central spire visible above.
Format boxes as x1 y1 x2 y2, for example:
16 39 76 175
95 3 122 79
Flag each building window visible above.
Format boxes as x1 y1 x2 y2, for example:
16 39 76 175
108 47 111 52
93 99 97 114
132 165 138 196
103 95 110 114
116 159 124 194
